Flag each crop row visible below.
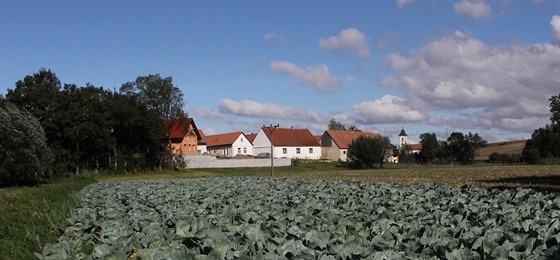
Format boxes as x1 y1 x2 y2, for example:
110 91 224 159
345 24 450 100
38 177 560 259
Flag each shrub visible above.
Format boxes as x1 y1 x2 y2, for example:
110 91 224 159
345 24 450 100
347 136 387 168
0 103 52 187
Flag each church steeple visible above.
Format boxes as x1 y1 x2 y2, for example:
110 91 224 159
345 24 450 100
399 127 408 148
399 127 407 137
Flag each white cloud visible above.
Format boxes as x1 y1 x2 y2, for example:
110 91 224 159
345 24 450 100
396 0 414 8
551 15 560 41
352 95 426 124
381 30 560 133
218 98 326 123
269 61 343 92
191 107 222 120
453 0 492 20
319 28 372 59
263 32 286 42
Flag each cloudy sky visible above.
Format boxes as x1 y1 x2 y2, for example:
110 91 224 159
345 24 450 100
1 0 559 144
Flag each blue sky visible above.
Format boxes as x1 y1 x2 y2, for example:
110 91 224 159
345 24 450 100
1 0 559 144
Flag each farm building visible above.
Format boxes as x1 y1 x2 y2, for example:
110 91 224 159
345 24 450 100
161 118 202 155
197 129 208 155
252 126 321 159
320 130 381 161
206 132 253 157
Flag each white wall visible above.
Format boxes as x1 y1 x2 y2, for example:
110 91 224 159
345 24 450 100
232 134 253 156
276 146 320 159
252 129 272 157
251 129 320 159
183 155 291 168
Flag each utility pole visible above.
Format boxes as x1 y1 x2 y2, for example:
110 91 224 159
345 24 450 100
264 124 279 176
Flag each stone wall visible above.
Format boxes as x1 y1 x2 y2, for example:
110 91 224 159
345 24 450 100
183 155 292 169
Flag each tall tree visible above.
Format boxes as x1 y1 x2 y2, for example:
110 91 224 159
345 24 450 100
120 74 187 167
328 118 346 131
419 133 440 164
6 69 62 142
107 92 161 171
120 74 186 121
549 93 560 125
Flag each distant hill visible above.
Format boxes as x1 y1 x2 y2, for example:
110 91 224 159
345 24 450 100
475 140 527 161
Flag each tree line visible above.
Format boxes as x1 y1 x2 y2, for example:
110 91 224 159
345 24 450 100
522 93 560 164
328 119 488 167
0 69 187 187
398 132 487 165
342 92 560 168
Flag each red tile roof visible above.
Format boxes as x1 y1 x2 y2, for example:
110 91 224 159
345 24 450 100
325 130 381 149
206 132 245 147
246 133 257 143
409 143 423 151
262 127 320 146
161 118 201 140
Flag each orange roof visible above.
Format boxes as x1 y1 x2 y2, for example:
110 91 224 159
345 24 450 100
206 132 245 147
246 133 257 143
197 129 207 144
262 127 320 147
325 130 381 149
314 135 322 144
161 118 201 140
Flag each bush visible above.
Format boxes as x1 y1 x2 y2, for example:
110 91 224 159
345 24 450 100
347 136 387 168
0 103 52 187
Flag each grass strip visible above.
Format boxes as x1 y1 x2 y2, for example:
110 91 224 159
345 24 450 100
0 177 96 260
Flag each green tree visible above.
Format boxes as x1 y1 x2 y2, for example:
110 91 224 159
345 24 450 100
347 135 389 168
328 118 346 130
445 132 486 164
398 144 416 163
523 93 560 164
120 74 187 167
55 84 115 173
107 92 161 171
6 69 62 143
120 74 186 121
523 124 560 163
418 133 440 164
549 93 560 125
0 103 52 187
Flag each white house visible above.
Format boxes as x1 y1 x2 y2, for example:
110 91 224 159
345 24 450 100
252 127 321 159
206 132 253 157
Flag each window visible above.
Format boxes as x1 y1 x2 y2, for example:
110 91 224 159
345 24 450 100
243 148 247 154
309 148 313 154
296 148 301 154
238 148 241 154
241 138 244 142
283 148 287 154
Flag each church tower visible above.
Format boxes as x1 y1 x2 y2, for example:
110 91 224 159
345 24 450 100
399 127 408 148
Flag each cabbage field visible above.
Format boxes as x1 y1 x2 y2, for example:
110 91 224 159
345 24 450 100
37 177 560 259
